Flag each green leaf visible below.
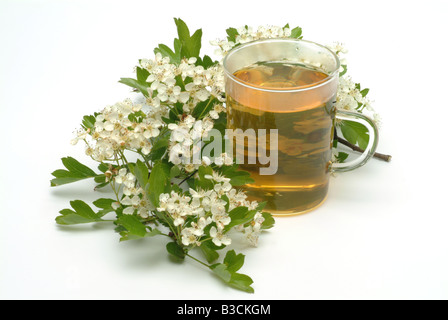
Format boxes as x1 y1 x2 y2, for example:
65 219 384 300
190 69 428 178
166 241 185 260
210 263 232 282
196 55 217 68
56 200 104 225
174 18 190 42
191 98 216 119
170 165 181 178
173 38 182 57
228 273 254 293
360 88 370 97
189 29 202 56
81 114 96 130
339 65 348 77
228 207 249 221
223 250 245 273
335 152 349 163
61 157 96 177
92 198 116 217
210 250 254 293
225 206 255 231
173 18 202 58
97 162 110 173
261 212 275 230
195 165 214 190
154 44 180 64
200 239 221 263
136 67 150 83
118 78 149 97
256 201 267 211
290 26 303 38
218 165 254 186
134 159 149 188
116 214 148 239
225 27 239 43
51 157 99 186
147 161 171 207
340 120 370 150
221 194 230 212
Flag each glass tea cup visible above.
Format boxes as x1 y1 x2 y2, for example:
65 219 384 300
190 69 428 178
223 38 379 216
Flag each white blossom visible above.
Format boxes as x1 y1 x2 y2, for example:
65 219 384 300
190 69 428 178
209 226 231 246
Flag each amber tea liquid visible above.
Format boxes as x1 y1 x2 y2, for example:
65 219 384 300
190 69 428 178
227 61 336 215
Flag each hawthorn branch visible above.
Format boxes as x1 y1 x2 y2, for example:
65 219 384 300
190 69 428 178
334 130 392 162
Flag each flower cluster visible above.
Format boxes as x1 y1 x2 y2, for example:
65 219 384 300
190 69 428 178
157 170 265 247
211 25 293 56
335 76 380 126
113 168 153 218
167 114 214 172
71 99 163 161
140 53 226 110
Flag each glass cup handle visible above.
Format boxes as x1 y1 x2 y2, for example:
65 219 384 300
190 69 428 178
331 110 379 172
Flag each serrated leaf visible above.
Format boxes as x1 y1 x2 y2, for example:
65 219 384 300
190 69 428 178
61 157 97 177
223 250 245 273
56 200 104 225
188 29 202 57
92 198 116 217
174 18 190 42
225 27 238 43
335 151 349 163
81 115 96 130
210 251 254 293
51 175 87 187
228 273 254 293
51 157 99 186
196 55 217 68
173 18 202 58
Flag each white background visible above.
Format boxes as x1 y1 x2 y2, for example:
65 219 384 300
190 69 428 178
1 0 447 300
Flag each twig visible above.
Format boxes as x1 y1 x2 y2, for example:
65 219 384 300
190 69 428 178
178 170 198 186
336 136 392 162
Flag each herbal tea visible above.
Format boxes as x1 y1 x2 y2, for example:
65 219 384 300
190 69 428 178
227 61 336 214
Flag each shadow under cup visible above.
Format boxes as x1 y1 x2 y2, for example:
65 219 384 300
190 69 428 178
223 39 341 216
